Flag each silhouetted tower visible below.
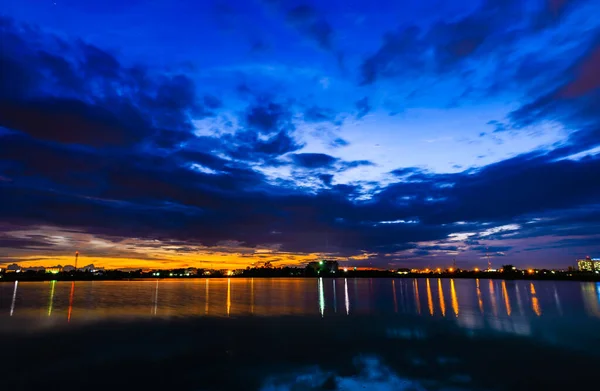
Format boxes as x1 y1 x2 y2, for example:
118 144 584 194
75 251 79 270
486 248 491 271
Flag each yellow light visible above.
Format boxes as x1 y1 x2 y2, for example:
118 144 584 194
528 269 534 274
425 268 430 273
436 268 441 273
474 267 479 272
449 268 454 272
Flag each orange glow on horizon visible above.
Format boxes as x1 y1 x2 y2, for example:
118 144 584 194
8 251 365 271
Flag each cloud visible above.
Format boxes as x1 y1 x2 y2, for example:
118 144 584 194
303 106 340 124
246 102 289 132
0 16 210 148
358 0 590 89
360 26 425 85
355 97 371 119
286 4 333 51
560 44 600 98
290 153 338 168
2 9 600 267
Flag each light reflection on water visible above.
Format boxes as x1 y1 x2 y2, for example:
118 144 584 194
2 278 600 333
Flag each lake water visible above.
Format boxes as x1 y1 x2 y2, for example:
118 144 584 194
2 278 600 390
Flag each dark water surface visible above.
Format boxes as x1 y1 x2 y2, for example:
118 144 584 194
2 278 599 390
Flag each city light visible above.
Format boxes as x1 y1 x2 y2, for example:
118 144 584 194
474 268 479 272
528 269 534 274
449 268 454 272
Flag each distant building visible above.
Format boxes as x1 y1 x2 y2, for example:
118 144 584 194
5 263 21 273
46 265 63 274
185 267 198 276
79 264 103 272
307 260 339 273
578 257 600 272
24 266 45 272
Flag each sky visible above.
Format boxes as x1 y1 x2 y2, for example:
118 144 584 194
1 0 599 270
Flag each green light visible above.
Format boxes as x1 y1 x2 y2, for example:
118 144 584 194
48 280 56 316
319 261 324 265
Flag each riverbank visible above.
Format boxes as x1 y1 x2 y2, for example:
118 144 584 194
2 270 599 282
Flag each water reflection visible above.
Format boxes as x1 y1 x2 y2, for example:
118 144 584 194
332 279 337 313
392 280 398 313
489 279 498 316
227 278 231 317
344 278 350 315
152 279 158 316
450 279 459 317
3 278 600 338
48 280 56 317
318 277 325 317
10 281 18 317
530 282 542 316
553 286 563 316
205 278 209 315
413 279 421 315
581 282 600 318
502 281 511 316
515 284 524 316
250 277 254 314
67 281 75 322
437 278 446 317
426 278 434 316
476 279 483 314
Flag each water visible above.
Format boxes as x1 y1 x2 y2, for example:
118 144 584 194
1 278 600 390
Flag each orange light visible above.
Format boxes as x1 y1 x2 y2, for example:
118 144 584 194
474 267 479 272
449 268 454 272
425 268 430 273
436 268 441 273
528 269 534 274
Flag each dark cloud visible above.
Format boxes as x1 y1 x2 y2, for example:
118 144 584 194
358 0 579 87
560 44 600 98
0 98 147 147
508 37 600 156
0 237 55 249
303 106 339 124
0 16 210 148
390 167 426 178
286 4 333 51
330 137 349 148
340 160 375 170
290 153 338 168
360 26 425 85
246 102 289 132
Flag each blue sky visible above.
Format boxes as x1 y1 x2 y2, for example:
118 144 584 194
1 0 599 269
